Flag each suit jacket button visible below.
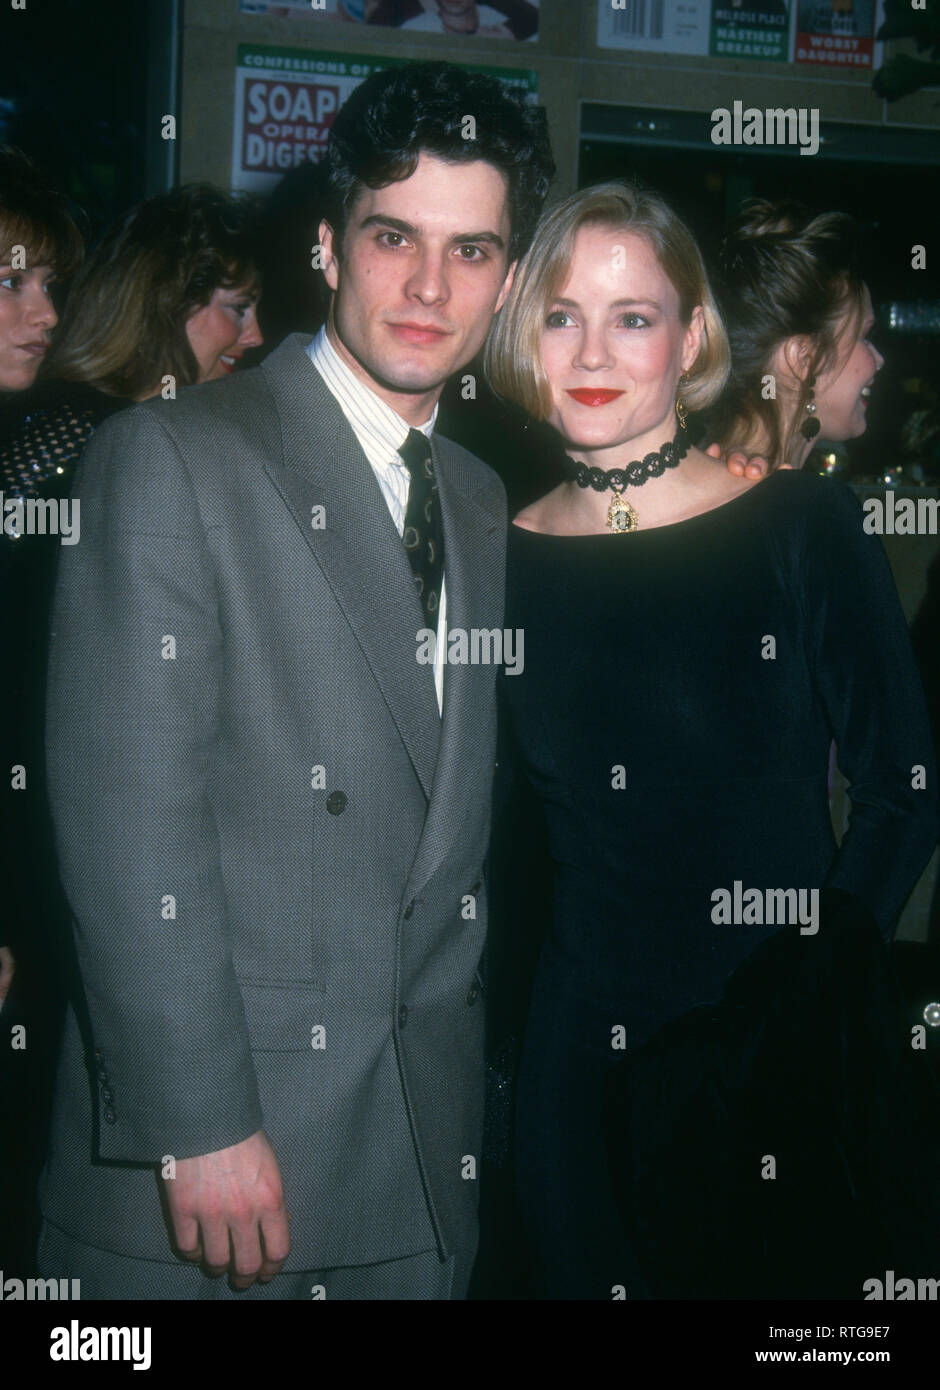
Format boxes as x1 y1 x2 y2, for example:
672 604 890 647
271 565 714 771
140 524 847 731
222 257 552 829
403 900 415 920
103 1108 117 1124
467 983 480 1006
96 1068 108 1082
93 1050 103 1062
326 791 347 815
398 1004 408 1028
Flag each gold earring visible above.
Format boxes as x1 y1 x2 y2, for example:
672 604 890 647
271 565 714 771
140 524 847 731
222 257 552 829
675 392 688 431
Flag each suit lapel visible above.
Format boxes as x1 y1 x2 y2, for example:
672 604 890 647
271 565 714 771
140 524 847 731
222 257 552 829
260 334 441 799
406 437 505 897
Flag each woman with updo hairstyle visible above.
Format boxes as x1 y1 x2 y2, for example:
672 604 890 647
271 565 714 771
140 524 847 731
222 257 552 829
708 199 883 471
483 181 938 1299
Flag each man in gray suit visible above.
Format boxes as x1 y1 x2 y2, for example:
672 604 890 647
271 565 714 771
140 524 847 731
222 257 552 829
36 62 554 1300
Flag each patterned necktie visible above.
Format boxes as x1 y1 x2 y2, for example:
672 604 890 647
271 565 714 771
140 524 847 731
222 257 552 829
397 428 444 630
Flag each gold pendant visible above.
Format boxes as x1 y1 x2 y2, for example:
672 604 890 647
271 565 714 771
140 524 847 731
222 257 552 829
607 489 638 533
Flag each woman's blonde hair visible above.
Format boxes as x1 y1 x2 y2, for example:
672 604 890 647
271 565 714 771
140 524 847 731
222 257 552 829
485 180 729 421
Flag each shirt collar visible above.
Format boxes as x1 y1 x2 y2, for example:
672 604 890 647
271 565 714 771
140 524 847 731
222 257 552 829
309 325 438 459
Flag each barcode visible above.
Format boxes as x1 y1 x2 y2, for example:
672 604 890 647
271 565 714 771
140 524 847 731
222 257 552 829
611 0 665 40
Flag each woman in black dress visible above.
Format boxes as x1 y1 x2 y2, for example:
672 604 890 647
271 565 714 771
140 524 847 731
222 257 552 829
483 182 939 1299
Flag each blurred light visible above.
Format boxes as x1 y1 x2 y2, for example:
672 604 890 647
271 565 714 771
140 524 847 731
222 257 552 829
885 302 940 335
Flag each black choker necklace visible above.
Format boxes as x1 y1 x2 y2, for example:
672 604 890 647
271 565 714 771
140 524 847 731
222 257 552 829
562 430 691 532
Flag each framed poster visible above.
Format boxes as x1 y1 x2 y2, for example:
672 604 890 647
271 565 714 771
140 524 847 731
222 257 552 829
231 44 538 192
710 1 791 61
794 0 885 70
239 0 540 41
597 0 711 56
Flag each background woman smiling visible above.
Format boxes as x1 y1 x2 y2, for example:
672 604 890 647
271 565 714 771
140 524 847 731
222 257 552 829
485 181 938 1299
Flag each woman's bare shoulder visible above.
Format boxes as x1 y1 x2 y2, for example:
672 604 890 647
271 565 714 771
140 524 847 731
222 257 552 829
512 487 567 534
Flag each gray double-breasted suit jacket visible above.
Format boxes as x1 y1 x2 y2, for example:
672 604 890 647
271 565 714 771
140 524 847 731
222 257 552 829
39 332 507 1273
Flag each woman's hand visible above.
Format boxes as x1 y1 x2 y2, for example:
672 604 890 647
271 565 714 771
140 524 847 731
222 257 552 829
705 443 793 478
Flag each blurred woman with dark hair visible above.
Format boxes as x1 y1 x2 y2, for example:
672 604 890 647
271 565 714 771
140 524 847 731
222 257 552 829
708 199 883 472
44 182 263 403
2 183 263 500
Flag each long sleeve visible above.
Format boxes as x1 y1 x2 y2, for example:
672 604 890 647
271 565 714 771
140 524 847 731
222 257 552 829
45 403 262 1161
799 478 940 936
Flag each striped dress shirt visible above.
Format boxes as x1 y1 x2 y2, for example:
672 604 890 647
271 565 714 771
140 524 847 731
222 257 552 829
306 326 447 714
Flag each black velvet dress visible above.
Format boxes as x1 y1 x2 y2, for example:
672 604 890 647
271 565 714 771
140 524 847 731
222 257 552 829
497 468 940 1300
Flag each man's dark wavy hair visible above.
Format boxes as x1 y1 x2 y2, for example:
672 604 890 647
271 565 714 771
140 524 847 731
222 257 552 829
322 61 555 264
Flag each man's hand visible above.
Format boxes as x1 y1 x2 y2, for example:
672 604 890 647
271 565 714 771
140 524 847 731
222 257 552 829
704 443 788 479
163 1129 290 1289
0 946 15 1007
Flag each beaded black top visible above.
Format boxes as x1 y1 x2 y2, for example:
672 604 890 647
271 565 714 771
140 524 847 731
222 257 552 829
0 380 127 503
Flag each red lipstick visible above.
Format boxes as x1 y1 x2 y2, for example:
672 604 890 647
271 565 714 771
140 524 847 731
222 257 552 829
565 389 624 407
